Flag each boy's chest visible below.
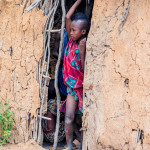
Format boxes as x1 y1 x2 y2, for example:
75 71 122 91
65 41 80 57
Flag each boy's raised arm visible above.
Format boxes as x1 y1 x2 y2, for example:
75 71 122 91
66 0 82 37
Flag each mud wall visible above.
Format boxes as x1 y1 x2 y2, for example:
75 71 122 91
0 0 45 143
83 0 150 150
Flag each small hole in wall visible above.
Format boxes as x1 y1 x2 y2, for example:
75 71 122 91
9 46 13 56
140 130 144 144
124 78 129 87
84 92 87 98
131 129 144 146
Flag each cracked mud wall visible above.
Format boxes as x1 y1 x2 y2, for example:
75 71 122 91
83 0 150 150
0 0 45 143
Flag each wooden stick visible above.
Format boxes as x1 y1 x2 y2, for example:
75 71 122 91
36 61 39 82
23 0 29 10
53 0 66 149
118 0 130 34
37 115 52 120
33 117 36 140
46 29 61 32
42 74 51 79
25 0 41 13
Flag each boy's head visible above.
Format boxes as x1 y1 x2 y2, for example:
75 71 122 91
70 13 89 41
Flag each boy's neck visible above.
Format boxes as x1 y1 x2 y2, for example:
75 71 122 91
76 36 85 44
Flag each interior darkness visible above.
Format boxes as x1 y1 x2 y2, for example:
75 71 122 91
66 0 94 22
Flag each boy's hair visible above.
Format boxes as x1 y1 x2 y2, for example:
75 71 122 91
72 12 88 21
72 12 90 34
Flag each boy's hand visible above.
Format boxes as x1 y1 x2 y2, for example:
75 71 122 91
66 0 83 38
79 38 86 54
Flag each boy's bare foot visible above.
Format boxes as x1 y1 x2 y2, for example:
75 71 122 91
64 144 73 150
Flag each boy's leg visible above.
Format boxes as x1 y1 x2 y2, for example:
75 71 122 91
65 94 77 149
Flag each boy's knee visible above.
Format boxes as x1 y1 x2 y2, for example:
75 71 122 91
65 114 74 124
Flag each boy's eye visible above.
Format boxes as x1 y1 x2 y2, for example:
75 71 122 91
72 28 75 32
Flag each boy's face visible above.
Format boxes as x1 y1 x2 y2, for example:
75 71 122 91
70 21 85 41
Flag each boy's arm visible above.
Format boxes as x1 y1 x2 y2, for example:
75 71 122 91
66 0 82 38
79 38 86 71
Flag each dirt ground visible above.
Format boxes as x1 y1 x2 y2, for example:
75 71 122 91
0 140 45 150
0 139 66 150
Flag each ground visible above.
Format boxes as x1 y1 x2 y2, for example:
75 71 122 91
0 139 66 150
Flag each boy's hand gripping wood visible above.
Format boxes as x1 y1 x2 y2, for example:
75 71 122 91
66 0 83 37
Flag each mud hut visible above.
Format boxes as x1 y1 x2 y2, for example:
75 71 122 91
0 0 150 150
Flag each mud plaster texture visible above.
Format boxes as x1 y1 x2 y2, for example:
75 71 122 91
83 0 150 150
0 0 46 143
